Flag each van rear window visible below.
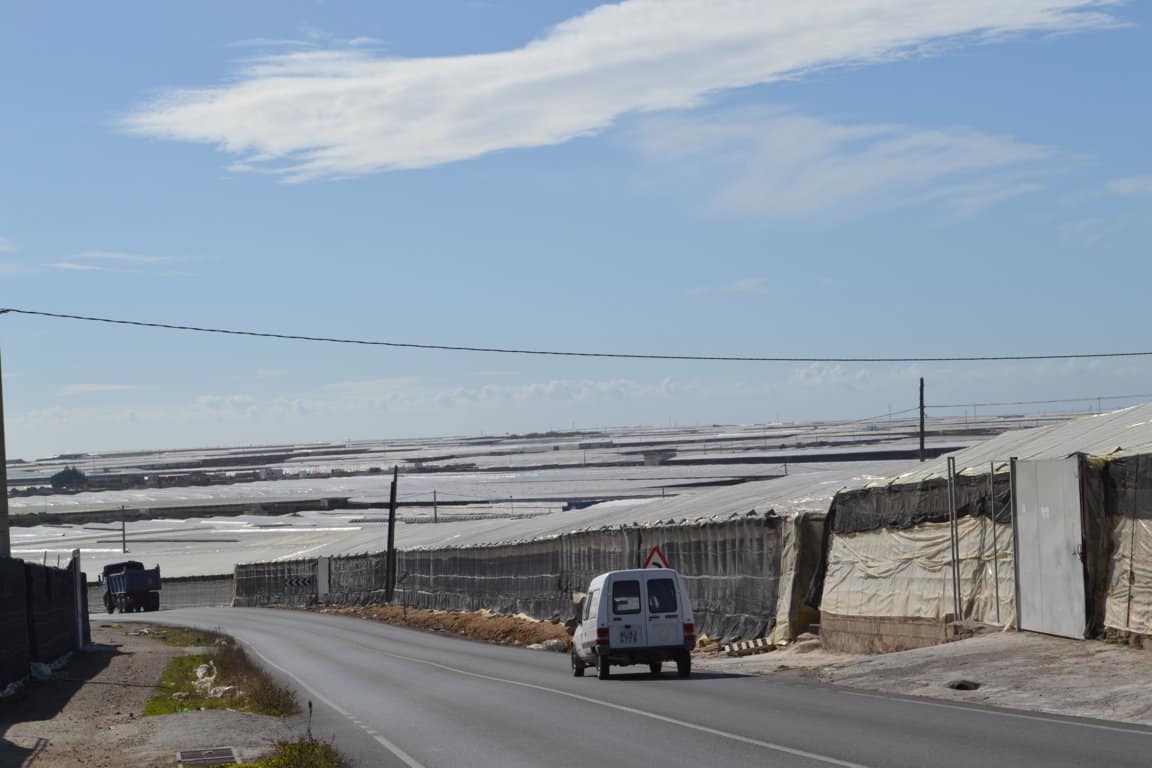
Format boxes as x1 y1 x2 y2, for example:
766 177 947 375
647 578 678 613
611 580 641 615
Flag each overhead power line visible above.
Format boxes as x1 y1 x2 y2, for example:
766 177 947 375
932 393 1152 409
4 306 1152 363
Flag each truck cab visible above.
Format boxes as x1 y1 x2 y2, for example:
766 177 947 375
571 568 695 679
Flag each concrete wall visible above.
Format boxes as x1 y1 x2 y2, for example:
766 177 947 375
1 558 87 691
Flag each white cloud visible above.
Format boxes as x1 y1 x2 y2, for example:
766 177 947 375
228 38 319 50
1104 176 1152 198
49 262 105 271
63 384 153 396
634 107 1055 214
72 250 177 264
49 251 186 275
1060 217 1113 246
121 0 1119 181
789 363 872 390
689 277 769 296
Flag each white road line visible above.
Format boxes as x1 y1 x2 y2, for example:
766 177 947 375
838 689 1152 737
371 649 871 768
245 645 427 768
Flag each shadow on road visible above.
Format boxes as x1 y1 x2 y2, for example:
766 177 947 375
0 642 123 764
593 670 749 682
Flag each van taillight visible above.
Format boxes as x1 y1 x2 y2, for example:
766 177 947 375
596 627 609 646
683 623 696 644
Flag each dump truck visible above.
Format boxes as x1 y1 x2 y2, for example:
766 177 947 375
100 560 161 613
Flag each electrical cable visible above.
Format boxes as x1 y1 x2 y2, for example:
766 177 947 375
930 393 1152 409
5 307 1152 363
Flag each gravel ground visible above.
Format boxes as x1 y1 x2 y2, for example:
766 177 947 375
0 624 303 767
696 630 1152 726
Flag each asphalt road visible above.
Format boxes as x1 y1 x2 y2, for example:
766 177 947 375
118 608 1152 768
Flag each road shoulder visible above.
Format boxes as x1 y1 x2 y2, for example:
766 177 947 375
0 623 304 767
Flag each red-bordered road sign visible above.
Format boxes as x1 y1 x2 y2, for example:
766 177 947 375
642 545 670 569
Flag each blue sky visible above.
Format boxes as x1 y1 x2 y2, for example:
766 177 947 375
1 1 1150 458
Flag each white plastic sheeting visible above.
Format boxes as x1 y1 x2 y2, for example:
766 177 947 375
821 518 1014 626
1105 515 1152 635
874 403 1152 487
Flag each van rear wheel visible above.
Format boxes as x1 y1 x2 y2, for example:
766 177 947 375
597 655 610 680
571 650 585 677
648 662 662 677
676 650 691 678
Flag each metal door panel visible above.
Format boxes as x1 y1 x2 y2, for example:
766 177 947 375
643 574 683 647
1014 457 1087 639
609 578 647 648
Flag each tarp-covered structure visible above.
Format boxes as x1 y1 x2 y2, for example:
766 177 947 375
812 404 1152 652
236 463 904 643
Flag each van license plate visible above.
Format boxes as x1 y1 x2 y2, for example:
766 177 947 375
619 628 638 644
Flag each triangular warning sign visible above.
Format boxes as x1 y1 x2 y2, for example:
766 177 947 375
642 545 670 569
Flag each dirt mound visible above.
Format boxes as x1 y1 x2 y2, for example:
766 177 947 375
316 605 573 649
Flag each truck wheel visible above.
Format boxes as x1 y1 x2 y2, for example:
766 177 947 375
597 655 610 680
676 650 691 678
571 650 585 677
104 595 115 614
649 662 662 677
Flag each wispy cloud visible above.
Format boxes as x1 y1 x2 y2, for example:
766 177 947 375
49 250 186 275
121 1 1119 181
1104 176 1152 198
63 384 153 396
634 107 1055 215
49 262 105 271
1060 217 1114 246
73 250 177 264
228 38 319 50
689 277 769 296
0 237 15 253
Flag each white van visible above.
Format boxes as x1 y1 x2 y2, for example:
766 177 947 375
570 568 695 679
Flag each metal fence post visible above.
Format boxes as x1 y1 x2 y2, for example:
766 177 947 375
989 461 1001 625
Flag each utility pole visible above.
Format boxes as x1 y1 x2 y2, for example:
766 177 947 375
385 466 398 602
121 510 127 554
433 489 438 524
0 345 10 558
919 377 926 463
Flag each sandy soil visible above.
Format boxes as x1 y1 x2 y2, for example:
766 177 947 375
696 629 1152 726
316 604 573 648
0 624 302 767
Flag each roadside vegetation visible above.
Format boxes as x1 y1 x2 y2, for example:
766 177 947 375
143 635 297 717
228 736 344 768
146 625 223 648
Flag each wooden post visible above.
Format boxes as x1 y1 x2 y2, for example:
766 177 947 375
385 466 398 602
919 377 926 462
0 346 10 558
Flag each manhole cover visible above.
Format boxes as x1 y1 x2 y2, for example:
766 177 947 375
177 746 238 766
